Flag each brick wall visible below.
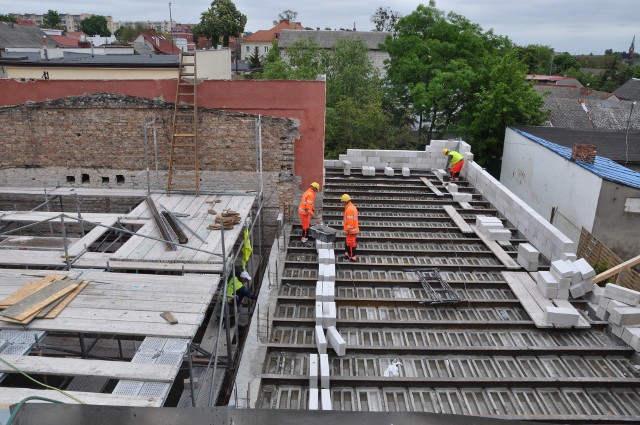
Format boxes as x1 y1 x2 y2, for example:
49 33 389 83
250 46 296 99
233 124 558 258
0 93 300 248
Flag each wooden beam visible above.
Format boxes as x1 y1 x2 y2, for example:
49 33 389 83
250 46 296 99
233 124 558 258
502 271 553 329
471 225 520 269
443 205 473 233
419 177 443 196
593 254 640 284
0 355 175 382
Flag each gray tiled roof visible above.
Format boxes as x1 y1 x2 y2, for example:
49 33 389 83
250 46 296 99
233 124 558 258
0 22 57 49
515 126 640 165
540 97 640 131
534 85 615 100
0 51 178 67
614 78 640 101
278 29 389 50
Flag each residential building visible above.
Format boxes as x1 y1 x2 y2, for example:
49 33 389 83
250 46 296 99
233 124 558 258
279 29 390 74
614 78 640 102
11 12 113 33
111 20 171 34
240 20 305 61
133 30 179 55
528 74 582 87
0 21 57 50
501 126 640 259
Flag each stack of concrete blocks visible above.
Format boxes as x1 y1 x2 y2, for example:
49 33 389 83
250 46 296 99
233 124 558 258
384 166 394 176
568 258 596 299
462 160 575 262
517 243 539 272
544 306 581 326
596 284 640 351
342 160 351 176
475 216 511 242
535 271 564 299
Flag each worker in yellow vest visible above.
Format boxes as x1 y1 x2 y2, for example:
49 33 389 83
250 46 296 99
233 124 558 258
298 182 321 243
442 148 465 182
226 267 256 306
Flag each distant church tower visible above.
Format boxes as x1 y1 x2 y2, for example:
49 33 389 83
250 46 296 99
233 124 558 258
629 35 635 63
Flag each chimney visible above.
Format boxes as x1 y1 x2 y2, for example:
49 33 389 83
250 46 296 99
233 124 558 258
571 144 597 164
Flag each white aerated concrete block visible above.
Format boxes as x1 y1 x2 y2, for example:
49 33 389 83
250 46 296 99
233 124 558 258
486 228 511 241
319 263 336 282
315 302 323 326
318 249 335 265
562 252 578 261
517 255 539 272
604 284 640 306
452 192 472 202
595 305 609 321
551 260 574 279
316 281 324 302
536 271 559 288
622 326 640 345
557 288 570 300
611 324 625 338
579 279 594 294
446 183 458 193
309 354 318 389
570 282 587 299
321 389 332 410
607 299 629 315
315 325 327 354
327 326 346 356
316 241 332 251
518 243 539 262
558 277 570 291
544 306 580 326
322 302 337 328
590 285 604 304
320 354 330 389
574 258 596 279
323 281 335 302
343 160 351 176
609 307 640 326
402 167 410 177
309 388 319 410
384 166 394 176
362 166 376 176
435 169 447 182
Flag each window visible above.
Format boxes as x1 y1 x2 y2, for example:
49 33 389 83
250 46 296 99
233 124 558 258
245 45 250 52
264 46 269 53
81 174 90 184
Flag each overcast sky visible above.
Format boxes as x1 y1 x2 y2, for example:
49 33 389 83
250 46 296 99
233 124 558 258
5 0 637 54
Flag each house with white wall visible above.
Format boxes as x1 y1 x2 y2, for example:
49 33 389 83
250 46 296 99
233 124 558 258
501 127 640 260
240 20 306 61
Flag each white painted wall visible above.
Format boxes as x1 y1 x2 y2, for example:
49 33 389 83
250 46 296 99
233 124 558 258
195 49 231 80
501 128 602 244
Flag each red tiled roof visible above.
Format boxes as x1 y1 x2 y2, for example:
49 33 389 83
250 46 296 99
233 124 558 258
139 29 179 55
49 35 80 47
65 32 86 39
243 20 305 42
16 19 37 26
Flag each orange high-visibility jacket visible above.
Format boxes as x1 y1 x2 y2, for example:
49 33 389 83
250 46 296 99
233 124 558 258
343 202 359 235
298 188 316 216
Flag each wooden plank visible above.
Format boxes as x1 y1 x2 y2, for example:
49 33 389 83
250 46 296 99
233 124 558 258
443 205 474 233
459 201 473 210
44 280 89 318
0 387 158 406
593 254 640 284
0 280 79 322
54 307 204 325
0 274 65 308
0 251 67 267
0 355 175 382
471 225 520 270
67 218 118 257
420 177 444 196
553 299 591 329
502 271 553 329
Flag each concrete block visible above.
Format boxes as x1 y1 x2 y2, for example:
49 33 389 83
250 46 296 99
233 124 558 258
309 388 319 410
446 183 458 193
322 302 337 328
622 326 640 345
580 279 594 294
609 307 640 326
518 243 539 262
318 249 335 265
315 281 324 302
435 169 447 182
561 252 578 261
362 166 376 177
463 152 474 161
309 354 319 389
323 281 335 302
315 241 331 251
384 167 394 176
402 167 410 177
595 305 609 321
570 282 587 299
607 299 630 315
319 354 330 389
574 258 596 279
557 288 570 300
551 260 574 279
343 168 351 176
604 284 640 306
321 389 332 410
517 255 539 272
319 263 336 282
558 277 570 291
544 306 580 326
536 271 559 288
327 326 346 356
486 228 511 241
315 325 327 354
611 323 625 338
315 302 323 326
590 285 604 304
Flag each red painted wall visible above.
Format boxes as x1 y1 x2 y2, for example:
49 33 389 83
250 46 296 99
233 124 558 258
0 79 326 189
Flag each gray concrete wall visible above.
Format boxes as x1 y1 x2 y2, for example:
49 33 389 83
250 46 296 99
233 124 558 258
592 180 640 260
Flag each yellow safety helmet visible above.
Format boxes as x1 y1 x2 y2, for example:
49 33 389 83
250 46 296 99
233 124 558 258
341 194 351 202
310 182 320 191
442 148 449 155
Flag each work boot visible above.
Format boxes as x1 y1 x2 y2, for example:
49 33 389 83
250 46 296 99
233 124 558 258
349 256 358 262
301 237 308 243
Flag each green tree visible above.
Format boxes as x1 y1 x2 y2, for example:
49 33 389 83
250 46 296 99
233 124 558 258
273 10 297 26
0 14 17 23
80 15 111 36
194 0 247 48
516 44 554 74
370 6 402 33
114 23 148 44
248 46 262 69
43 10 61 29
552 52 580 74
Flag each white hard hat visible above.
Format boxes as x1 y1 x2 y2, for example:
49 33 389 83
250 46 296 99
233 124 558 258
240 271 252 281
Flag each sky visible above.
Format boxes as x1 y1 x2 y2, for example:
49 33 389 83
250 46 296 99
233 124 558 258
3 0 637 55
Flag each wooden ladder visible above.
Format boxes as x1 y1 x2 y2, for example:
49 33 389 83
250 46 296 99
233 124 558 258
167 51 199 195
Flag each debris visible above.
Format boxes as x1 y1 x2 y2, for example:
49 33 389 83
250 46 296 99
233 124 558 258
160 311 178 324
383 359 403 377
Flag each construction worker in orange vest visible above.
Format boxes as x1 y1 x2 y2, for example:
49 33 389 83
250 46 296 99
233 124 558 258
442 148 465 182
299 182 321 243
341 194 359 262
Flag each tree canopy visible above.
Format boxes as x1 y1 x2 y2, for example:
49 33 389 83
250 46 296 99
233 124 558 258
114 23 148 44
43 10 61 29
248 46 262 69
0 14 17 23
273 10 297 26
194 0 247 48
80 15 111 37
370 6 401 33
